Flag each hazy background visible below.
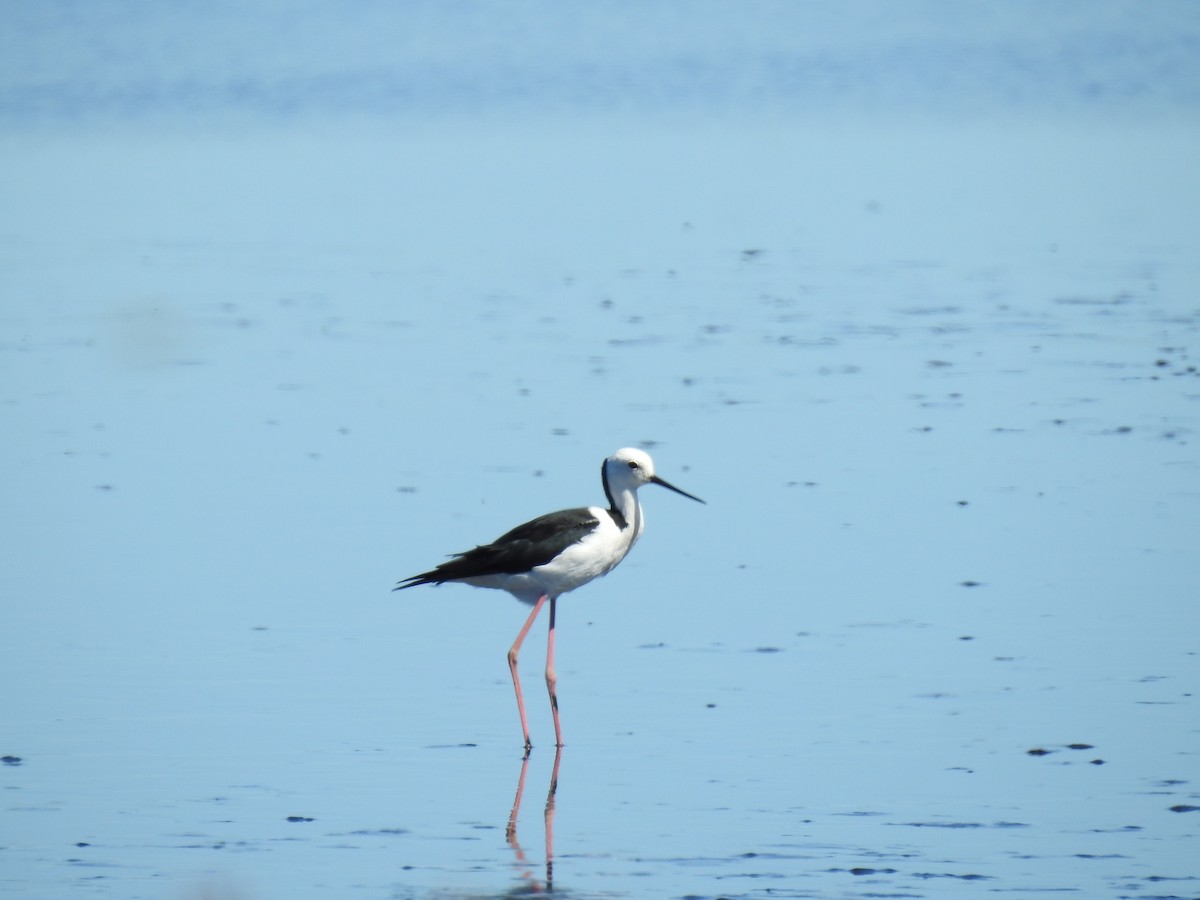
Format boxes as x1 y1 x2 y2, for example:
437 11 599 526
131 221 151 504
3 3 1198 898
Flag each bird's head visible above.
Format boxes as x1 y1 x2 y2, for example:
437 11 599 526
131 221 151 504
604 447 705 503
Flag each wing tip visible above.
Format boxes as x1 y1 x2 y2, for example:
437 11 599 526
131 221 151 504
394 574 438 591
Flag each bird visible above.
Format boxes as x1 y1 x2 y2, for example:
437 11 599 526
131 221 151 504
395 447 704 750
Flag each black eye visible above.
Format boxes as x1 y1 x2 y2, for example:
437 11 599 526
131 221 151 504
627 461 639 469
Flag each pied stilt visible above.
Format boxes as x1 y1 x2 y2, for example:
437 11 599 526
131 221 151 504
395 447 704 750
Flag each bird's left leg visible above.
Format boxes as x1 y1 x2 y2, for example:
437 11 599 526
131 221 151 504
545 596 563 747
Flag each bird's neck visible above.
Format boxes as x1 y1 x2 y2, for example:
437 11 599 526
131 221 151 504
609 486 642 532
602 468 641 532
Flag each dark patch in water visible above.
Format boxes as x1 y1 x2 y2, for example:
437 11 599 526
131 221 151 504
1030 742 1102 759
897 821 1028 829
1053 294 1134 306
914 871 991 880
285 816 314 823
348 827 409 835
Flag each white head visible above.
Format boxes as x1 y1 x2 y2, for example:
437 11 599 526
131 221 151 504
603 447 705 504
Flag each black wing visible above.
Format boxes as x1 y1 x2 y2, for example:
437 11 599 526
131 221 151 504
395 507 600 590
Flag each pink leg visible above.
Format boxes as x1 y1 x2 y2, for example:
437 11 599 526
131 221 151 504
546 597 563 748
508 594 549 750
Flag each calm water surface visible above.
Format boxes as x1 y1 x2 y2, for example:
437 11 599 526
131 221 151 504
3 4 1199 899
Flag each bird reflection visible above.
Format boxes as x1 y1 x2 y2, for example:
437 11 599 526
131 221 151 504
505 748 562 893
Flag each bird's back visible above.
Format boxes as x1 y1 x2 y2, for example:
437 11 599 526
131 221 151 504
395 506 601 590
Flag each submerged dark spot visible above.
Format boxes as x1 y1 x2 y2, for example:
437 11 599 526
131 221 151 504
349 828 409 835
286 816 315 823
914 872 991 880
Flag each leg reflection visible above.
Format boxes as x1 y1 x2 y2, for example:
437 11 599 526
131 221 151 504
544 746 561 888
506 747 563 892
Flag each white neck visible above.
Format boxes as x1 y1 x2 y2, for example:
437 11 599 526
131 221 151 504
602 465 643 534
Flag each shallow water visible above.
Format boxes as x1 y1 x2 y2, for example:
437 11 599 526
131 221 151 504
3 4 1200 899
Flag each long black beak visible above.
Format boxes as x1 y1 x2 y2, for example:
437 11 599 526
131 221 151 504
651 475 706 504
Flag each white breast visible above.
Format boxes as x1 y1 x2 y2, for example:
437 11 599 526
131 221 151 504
527 506 641 599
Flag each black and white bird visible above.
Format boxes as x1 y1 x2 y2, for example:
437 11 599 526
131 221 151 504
395 447 704 750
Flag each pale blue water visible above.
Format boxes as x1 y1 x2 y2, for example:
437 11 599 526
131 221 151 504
3 4 1199 899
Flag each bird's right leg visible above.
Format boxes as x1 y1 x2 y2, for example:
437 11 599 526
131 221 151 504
508 593 549 751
